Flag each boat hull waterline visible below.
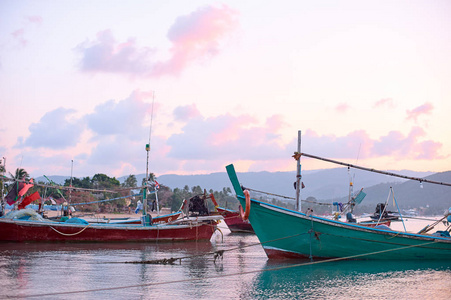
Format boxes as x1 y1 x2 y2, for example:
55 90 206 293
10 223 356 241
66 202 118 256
0 218 216 242
226 164 451 260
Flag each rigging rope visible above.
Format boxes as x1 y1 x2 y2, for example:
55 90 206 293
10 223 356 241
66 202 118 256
301 152 451 187
70 193 147 206
4 177 144 193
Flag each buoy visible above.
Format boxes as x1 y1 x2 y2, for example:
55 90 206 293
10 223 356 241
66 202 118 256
239 190 251 221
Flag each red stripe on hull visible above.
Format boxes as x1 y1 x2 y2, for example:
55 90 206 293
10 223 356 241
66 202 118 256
216 208 254 233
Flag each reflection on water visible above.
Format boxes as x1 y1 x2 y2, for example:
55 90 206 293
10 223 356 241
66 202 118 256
0 230 450 299
250 259 451 299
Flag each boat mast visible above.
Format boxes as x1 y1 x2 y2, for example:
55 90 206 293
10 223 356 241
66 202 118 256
0 157 5 216
144 143 150 217
143 91 155 224
69 159 73 204
295 130 302 212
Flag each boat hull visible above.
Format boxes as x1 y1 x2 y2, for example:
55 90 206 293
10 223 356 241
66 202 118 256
225 164 451 260
0 218 216 243
216 207 254 233
241 199 451 260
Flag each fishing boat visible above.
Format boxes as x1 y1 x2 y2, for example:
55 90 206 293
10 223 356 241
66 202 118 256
0 208 219 242
215 206 254 233
0 144 220 243
225 133 451 260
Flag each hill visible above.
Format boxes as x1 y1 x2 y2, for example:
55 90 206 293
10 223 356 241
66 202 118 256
36 168 450 212
331 171 451 214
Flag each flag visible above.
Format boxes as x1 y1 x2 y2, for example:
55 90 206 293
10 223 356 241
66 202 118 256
18 191 41 210
155 180 160 189
18 179 34 197
5 182 23 205
5 179 34 205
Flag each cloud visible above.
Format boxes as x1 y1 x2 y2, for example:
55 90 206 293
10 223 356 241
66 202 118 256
26 16 43 25
303 130 373 159
167 112 287 164
406 102 433 122
373 98 394 109
173 104 201 122
153 4 239 76
10 15 43 47
304 127 443 160
335 103 350 113
77 30 155 74
77 5 238 77
85 90 154 141
11 28 27 47
17 108 84 149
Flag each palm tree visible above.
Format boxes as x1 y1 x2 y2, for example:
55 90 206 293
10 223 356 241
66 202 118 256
10 168 29 180
123 175 137 188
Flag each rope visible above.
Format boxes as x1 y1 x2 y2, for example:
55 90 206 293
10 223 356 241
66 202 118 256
244 187 295 200
7 239 440 299
4 178 144 193
244 187 333 206
71 193 144 206
49 224 92 236
300 152 451 187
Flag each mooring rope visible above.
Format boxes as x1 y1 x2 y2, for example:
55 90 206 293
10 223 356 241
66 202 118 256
49 224 92 236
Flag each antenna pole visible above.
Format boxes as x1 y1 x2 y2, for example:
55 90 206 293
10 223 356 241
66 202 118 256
295 130 302 212
69 160 73 204
0 157 5 216
143 91 155 225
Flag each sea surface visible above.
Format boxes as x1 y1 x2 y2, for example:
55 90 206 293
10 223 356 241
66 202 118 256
0 218 450 299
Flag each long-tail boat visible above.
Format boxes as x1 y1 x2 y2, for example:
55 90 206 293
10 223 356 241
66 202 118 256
0 144 220 243
209 194 253 233
225 132 451 260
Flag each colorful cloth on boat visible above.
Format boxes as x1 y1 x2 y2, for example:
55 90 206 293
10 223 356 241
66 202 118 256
5 179 34 205
5 182 23 205
18 191 41 210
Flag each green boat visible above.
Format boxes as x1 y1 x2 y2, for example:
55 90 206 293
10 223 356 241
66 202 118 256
226 163 451 260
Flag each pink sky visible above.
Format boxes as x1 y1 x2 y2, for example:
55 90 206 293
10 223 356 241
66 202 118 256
1 1 450 179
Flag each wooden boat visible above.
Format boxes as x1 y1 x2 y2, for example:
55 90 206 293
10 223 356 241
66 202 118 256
216 206 254 233
226 163 451 260
0 143 220 243
0 208 218 242
207 193 254 233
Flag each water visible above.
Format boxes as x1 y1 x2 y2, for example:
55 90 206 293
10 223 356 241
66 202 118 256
0 220 450 299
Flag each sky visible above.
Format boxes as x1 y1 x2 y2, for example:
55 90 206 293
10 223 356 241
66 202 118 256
1 0 450 180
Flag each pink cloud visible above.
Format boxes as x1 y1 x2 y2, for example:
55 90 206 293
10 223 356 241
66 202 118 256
11 28 27 46
406 102 433 122
304 130 373 159
373 98 394 108
10 15 43 47
26 16 43 25
335 103 350 113
77 30 154 74
167 113 286 163
304 127 443 161
77 5 238 77
153 5 239 76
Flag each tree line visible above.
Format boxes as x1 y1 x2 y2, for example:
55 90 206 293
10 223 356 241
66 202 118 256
0 167 240 214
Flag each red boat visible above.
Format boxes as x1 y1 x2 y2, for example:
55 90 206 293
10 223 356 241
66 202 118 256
210 195 254 233
0 212 217 242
